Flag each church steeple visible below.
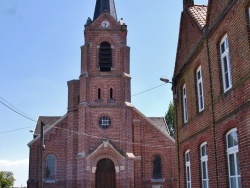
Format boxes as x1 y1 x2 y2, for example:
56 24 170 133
93 0 117 21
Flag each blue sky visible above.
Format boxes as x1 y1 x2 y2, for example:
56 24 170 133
0 0 208 186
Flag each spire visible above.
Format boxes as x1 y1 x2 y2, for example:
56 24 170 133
93 0 117 21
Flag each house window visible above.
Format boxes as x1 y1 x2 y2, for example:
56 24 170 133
185 150 191 188
183 84 188 123
196 66 204 112
153 155 162 179
98 88 101 100
45 154 56 181
99 116 111 129
99 42 112 72
248 7 250 25
200 142 209 188
220 35 232 92
226 128 241 188
110 88 113 99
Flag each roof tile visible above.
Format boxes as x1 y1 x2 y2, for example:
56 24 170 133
188 5 207 29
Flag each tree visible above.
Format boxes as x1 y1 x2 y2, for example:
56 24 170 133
165 101 175 138
0 171 15 188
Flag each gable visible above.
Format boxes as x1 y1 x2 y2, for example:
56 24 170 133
81 140 125 160
131 105 175 142
174 8 204 77
28 114 67 146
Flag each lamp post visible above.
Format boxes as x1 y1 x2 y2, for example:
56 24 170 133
160 77 180 188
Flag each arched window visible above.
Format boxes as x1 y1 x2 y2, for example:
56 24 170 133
200 142 209 188
182 84 188 123
99 42 112 72
226 128 241 188
98 88 101 100
196 66 204 112
45 154 56 181
153 155 162 179
185 150 191 188
110 88 113 99
220 34 232 92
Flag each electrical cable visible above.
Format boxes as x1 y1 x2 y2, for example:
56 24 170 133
132 83 166 97
0 96 35 121
0 100 37 122
0 83 167 135
0 126 35 135
52 126 175 149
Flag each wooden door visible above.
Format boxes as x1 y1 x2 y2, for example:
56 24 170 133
96 158 116 188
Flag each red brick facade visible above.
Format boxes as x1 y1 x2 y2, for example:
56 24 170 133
173 0 250 188
27 3 176 188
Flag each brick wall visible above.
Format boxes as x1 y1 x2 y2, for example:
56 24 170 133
173 1 250 188
28 11 177 188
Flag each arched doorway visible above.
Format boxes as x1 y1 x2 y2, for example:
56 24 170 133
95 158 116 188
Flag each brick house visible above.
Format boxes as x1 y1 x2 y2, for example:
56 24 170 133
172 0 250 188
27 0 176 187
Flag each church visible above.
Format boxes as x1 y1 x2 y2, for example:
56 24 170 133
27 0 176 187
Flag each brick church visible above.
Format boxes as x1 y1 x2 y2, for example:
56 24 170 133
173 0 250 188
27 0 176 187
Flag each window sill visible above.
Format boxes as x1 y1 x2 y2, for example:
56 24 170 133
44 179 57 183
151 178 165 183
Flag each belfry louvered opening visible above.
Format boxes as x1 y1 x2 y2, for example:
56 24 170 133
99 42 112 71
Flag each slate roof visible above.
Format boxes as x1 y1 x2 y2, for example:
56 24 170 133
148 117 169 134
93 0 117 21
34 116 61 136
188 5 207 29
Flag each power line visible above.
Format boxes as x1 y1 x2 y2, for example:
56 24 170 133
0 126 35 135
0 99 37 122
0 83 167 135
132 83 166 97
0 96 35 120
52 126 174 149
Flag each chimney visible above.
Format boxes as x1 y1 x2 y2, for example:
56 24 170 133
183 0 194 9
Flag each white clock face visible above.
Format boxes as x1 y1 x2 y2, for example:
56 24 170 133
101 20 110 28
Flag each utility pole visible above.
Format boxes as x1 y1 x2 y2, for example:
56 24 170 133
40 121 45 188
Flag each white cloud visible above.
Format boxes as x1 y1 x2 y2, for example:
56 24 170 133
0 159 28 166
0 159 29 187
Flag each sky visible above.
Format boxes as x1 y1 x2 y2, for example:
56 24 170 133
0 0 208 186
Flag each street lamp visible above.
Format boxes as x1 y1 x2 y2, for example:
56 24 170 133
160 77 172 84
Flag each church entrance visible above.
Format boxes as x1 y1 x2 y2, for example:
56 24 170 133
95 158 116 188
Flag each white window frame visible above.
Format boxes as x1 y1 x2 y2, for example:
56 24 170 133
183 84 188 123
248 7 250 25
196 66 204 112
226 128 241 188
200 142 209 188
220 34 232 92
185 150 191 188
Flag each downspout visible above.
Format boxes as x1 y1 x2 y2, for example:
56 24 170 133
206 39 219 188
172 83 180 188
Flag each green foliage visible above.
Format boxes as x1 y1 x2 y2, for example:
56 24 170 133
165 101 175 138
0 171 15 188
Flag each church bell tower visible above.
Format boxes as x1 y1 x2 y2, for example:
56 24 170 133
70 0 134 187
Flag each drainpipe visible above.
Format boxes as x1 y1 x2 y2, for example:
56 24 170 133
40 121 45 188
206 39 219 188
